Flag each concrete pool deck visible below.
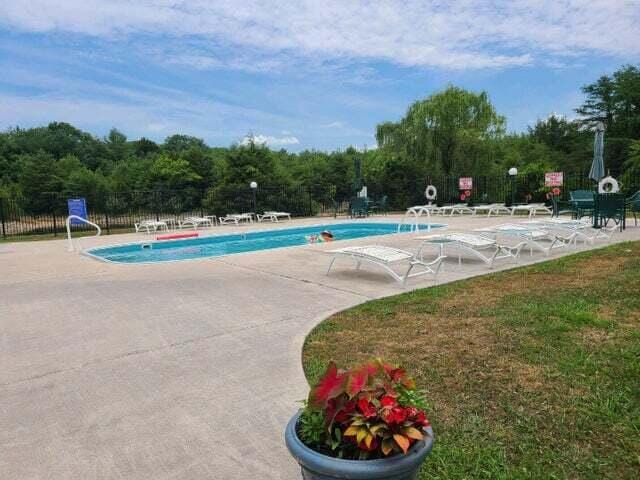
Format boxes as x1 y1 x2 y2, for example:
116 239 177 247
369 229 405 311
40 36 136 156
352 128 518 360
1 215 639 479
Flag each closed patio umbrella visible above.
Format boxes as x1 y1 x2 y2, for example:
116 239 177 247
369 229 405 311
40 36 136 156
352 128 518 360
589 121 605 182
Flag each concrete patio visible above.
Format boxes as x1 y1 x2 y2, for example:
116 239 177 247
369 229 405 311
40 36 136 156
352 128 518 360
1 215 638 479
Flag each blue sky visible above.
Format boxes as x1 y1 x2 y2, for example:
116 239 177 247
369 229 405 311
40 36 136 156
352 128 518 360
1 1 639 152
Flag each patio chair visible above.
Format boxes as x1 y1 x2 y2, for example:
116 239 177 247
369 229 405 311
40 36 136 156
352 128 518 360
219 213 253 225
369 196 389 215
257 211 292 222
627 190 640 226
594 193 626 231
134 219 168 234
523 219 617 245
439 203 474 216
326 245 445 286
475 223 575 256
349 197 369 218
510 203 553 218
178 216 215 230
568 190 595 219
406 204 441 216
471 203 497 216
549 195 574 218
488 204 513 217
416 232 526 268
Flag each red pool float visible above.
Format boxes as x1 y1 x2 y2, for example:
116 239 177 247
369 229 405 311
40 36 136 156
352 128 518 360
156 232 199 241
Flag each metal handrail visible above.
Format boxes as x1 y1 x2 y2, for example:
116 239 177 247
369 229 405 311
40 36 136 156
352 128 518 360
66 215 101 252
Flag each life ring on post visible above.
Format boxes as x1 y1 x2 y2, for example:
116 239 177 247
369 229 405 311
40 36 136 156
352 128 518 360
425 185 437 201
598 176 620 194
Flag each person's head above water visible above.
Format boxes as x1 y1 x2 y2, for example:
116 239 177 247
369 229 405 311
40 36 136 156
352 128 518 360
320 230 334 240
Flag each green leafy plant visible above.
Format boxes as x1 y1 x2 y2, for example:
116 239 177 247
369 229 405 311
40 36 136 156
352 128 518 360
299 359 432 460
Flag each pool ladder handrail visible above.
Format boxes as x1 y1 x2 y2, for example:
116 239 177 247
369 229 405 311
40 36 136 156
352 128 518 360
66 215 102 252
398 206 432 233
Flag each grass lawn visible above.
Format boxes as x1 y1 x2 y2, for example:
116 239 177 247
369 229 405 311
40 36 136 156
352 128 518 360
302 242 640 479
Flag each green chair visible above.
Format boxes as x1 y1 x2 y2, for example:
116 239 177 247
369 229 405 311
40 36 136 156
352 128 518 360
594 193 625 231
569 190 595 219
369 195 388 216
626 191 640 226
349 197 369 218
549 195 574 218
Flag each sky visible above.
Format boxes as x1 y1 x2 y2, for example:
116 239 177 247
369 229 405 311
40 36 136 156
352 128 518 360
0 1 639 152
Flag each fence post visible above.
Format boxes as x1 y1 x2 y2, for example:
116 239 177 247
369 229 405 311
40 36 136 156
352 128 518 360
52 196 58 237
0 197 6 239
104 204 111 235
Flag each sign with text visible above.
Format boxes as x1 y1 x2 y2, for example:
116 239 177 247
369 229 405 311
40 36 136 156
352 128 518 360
544 172 563 187
458 177 473 190
67 198 88 225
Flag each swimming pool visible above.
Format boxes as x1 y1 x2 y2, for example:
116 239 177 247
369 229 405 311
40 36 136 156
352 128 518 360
85 222 444 264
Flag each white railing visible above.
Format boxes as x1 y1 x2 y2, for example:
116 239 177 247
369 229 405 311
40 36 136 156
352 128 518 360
398 206 432 233
66 215 102 252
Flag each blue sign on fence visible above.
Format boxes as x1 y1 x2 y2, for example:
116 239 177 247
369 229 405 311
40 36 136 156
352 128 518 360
67 198 88 225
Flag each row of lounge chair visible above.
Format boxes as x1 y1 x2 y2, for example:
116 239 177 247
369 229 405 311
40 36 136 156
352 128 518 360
407 202 553 218
326 218 616 286
134 211 292 233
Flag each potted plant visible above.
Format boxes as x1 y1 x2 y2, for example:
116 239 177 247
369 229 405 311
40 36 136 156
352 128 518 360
285 359 434 480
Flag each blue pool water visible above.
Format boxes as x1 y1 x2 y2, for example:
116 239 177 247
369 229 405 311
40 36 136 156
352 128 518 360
86 222 444 264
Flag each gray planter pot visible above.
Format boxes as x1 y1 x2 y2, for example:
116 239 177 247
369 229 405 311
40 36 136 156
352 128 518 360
285 411 434 480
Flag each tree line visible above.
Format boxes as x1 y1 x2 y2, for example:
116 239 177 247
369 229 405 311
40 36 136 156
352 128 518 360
0 64 638 213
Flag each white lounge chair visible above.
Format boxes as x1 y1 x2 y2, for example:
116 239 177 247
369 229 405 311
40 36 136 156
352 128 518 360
326 245 445 286
439 203 474 216
406 205 441 216
416 232 526 268
523 219 617 246
510 203 553 218
219 213 254 225
134 219 168 234
475 223 575 256
470 204 498 216
487 204 513 217
179 216 215 230
257 211 291 222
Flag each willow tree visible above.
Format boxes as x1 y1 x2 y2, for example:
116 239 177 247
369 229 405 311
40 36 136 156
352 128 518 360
376 86 505 175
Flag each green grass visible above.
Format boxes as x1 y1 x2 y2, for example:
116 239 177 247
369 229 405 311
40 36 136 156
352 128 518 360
302 242 640 479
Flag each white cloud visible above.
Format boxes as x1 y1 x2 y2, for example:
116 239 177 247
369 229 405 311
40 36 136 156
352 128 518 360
321 121 345 129
242 134 300 146
0 1 638 71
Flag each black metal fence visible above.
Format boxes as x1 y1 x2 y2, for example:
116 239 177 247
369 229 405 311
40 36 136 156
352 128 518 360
0 184 340 238
1 172 639 239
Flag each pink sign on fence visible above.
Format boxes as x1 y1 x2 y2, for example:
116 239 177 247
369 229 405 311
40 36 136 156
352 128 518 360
458 177 473 190
544 172 563 187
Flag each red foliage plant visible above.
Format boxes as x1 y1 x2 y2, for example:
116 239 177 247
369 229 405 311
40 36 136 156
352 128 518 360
300 360 431 460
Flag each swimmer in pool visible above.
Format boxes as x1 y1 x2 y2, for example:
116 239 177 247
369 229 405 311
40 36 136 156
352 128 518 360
306 230 334 243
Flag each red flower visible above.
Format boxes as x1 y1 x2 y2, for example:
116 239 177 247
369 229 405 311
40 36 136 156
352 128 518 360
357 398 377 418
381 395 396 408
415 411 430 427
405 406 418 418
392 407 408 423
464 190 471 197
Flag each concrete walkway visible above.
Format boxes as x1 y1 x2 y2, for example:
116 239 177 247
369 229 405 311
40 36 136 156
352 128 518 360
1 215 638 479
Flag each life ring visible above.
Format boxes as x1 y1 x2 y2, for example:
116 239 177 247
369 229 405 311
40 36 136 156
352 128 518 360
425 185 437 201
598 176 620 194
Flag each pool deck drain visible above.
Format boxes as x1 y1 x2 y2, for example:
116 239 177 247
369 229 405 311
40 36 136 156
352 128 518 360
1 215 639 479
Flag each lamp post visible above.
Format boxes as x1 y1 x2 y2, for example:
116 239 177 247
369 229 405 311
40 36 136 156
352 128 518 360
508 167 518 206
250 181 258 216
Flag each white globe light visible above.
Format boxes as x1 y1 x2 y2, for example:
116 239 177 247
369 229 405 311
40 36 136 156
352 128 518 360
250 181 258 189
508 167 518 176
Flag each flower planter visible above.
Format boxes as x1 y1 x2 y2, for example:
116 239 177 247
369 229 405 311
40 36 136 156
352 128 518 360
285 411 434 480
